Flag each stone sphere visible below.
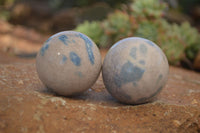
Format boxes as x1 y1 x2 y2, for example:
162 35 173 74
36 31 102 96
102 37 169 104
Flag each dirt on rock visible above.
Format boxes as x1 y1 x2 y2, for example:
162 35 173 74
0 51 200 133
0 20 200 133
0 20 48 55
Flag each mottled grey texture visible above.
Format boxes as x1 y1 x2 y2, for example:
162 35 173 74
59 35 68 46
40 43 49 56
36 31 101 96
79 33 95 65
60 54 67 64
130 47 137 59
70 52 81 66
102 37 169 104
139 44 147 54
135 86 163 103
114 61 145 88
139 60 145 65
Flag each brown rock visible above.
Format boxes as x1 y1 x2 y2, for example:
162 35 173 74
0 20 13 33
164 10 193 24
51 9 77 32
76 2 112 24
0 20 48 55
194 51 200 70
9 1 53 33
10 3 32 23
9 2 112 33
192 6 200 19
0 53 200 132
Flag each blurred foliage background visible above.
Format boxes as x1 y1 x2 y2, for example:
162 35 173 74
0 0 200 69
75 0 200 66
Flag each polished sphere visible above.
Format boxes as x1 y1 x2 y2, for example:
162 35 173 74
36 31 101 96
102 37 169 104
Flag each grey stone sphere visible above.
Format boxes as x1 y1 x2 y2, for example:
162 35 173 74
102 37 169 104
36 31 102 96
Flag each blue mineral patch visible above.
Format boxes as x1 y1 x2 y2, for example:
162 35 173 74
158 74 163 80
104 73 132 101
79 33 93 47
156 74 163 84
130 47 137 59
139 60 145 65
60 55 67 64
139 44 147 54
114 61 145 88
70 52 81 66
114 75 122 88
133 82 137 87
72 39 76 43
40 43 49 56
45 36 52 43
59 35 68 46
62 55 67 62
79 33 95 65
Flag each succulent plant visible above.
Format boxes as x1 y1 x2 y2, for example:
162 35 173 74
135 21 158 42
178 22 200 60
75 21 104 46
156 20 200 64
74 0 200 66
130 0 168 18
102 11 134 46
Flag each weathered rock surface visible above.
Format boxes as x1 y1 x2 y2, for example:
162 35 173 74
9 2 112 33
0 52 200 133
0 20 48 55
194 52 200 71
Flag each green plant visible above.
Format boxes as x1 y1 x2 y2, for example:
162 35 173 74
74 0 200 65
102 11 134 46
178 22 200 60
135 21 158 42
130 0 167 18
0 0 16 20
0 0 15 6
75 21 104 46
156 20 200 64
0 10 10 21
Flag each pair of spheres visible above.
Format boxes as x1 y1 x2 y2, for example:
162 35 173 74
36 31 169 104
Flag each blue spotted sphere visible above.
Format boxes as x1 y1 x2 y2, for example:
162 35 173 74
36 31 101 96
102 37 169 104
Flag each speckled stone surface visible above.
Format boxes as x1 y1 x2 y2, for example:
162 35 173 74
36 31 102 96
103 37 169 104
0 52 200 133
